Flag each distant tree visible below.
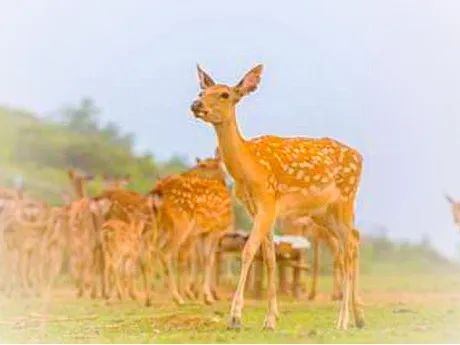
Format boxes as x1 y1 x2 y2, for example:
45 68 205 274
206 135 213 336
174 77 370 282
60 97 101 136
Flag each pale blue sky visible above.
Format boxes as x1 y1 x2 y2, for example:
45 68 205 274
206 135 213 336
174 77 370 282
1 1 460 258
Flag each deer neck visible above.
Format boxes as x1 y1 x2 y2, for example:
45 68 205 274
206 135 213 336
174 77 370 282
72 180 86 200
214 112 255 182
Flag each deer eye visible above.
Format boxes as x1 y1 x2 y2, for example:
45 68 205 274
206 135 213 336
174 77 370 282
220 92 229 99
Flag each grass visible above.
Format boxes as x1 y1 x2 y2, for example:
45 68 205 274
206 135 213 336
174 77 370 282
1 273 460 343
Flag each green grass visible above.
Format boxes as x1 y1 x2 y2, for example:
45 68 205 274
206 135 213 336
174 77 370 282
1 274 460 343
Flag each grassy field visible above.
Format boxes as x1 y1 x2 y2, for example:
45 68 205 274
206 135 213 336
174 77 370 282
1 273 460 343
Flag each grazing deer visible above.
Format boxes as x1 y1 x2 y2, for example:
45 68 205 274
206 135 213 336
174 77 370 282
149 156 233 305
190 64 364 330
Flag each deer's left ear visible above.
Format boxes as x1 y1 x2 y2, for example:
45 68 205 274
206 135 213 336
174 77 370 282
195 157 201 164
197 64 216 90
235 64 264 97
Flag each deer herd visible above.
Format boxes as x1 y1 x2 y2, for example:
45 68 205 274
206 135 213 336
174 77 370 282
3 64 458 332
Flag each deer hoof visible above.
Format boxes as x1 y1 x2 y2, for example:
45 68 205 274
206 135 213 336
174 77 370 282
228 316 241 330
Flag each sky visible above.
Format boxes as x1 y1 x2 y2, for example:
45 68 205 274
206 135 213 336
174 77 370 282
1 1 460 258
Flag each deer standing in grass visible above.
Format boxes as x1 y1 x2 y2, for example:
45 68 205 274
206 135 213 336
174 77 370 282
66 169 103 298
149 156 233 305
282 216 343 301
100 203 150 303
93 189 158 306
190 64 364 330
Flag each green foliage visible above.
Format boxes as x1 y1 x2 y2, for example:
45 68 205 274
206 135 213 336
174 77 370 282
0 100 189 203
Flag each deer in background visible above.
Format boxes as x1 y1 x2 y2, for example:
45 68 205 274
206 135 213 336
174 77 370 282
92 189 158 306
66 169 104 298
149 154 233 305
190 64 364 330
282 216 343 301
100 201 150 304
446 195 460 229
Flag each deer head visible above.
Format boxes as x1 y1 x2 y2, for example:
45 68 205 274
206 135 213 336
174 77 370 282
190 64 263 125
187 155 226 183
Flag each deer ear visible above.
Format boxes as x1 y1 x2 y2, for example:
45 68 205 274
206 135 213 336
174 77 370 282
149 192 163 209
197 64 216 89
235 64 263 97
195 157 201 164
67 169 75 179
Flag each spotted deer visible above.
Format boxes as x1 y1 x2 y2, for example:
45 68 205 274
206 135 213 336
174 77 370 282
178 156 229 301
66 169 103 298
149 156 233 305
100 205 148 303
282 216 343 301
190 64 364 330
92 189 158 306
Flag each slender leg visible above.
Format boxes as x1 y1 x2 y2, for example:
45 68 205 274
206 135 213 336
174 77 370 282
202 235 219 305
351 230 365 328
229 207 276 329
308 237 320 300
261 232 278 330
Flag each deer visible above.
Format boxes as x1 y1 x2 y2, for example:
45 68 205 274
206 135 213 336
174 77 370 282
190 64 364 330
92 189 158 306
148 155 233 306
282 215 343 301
66 169 104 298
100 206 149 303
445 195 460 228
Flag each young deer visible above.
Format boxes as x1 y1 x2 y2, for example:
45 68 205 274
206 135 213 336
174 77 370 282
149 156 233 305
190 64 364 330
101 211 147 303
93 189 158 306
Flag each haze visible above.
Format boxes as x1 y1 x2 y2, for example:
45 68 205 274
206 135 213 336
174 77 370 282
1 1 460 258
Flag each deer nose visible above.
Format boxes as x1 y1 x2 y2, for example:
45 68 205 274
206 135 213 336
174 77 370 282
191 100 202 113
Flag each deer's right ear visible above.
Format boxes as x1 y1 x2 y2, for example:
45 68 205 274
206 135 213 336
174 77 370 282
67 169 75 180
195 157 201 164
197 64 215 89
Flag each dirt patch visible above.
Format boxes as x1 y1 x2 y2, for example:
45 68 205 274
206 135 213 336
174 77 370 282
153 312 222 331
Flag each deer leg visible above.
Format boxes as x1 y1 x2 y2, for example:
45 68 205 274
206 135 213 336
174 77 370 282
351 230 365 328
261 231 278 330
177 237 195 301
140 252 153 306
159 250 184 305
333 202 364 330
229 207 275 330
126 259 138 301
211 250 222 301
308 237 320 300
202 234 219 305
